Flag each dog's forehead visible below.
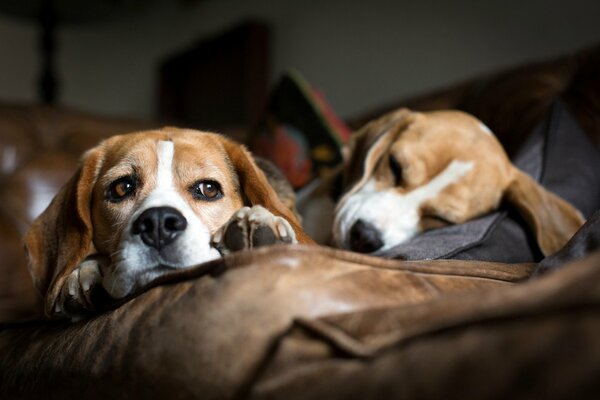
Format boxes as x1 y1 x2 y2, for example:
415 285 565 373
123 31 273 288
365 111 492 162
101 131 165 164
99 129 229 172
171 131 229 164
418 110 491 135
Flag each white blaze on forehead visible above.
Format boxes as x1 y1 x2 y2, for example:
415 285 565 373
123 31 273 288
138 140 184 208
412 160 474 203
333 160 474 250
156 140 175 190
133 140 181 209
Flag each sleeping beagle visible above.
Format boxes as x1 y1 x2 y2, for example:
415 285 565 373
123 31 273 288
25 128 312 319
332 108 585 255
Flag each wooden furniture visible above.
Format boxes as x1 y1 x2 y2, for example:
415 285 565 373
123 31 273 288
158 21 269 138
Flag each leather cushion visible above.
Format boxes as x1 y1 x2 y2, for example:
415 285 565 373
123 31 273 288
247 251 600 400
0 245 533 399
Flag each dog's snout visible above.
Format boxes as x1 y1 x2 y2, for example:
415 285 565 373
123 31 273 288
349 219 383 253
132 207 188 250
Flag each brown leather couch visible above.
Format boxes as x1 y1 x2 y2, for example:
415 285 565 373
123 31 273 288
1 45 599 399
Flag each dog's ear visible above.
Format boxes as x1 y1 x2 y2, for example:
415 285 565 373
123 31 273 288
24 147 103 316
343 108 415 194
222 139 313 244
505 168 585 256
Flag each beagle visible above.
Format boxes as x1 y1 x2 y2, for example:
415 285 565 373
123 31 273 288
24 128 312 319
332 108 585 255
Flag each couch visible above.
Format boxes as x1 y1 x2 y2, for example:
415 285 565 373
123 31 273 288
1 44 599 399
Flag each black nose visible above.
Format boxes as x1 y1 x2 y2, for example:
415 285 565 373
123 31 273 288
349 219 383 253
132 207 187 250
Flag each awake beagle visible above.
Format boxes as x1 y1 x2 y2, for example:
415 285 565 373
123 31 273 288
332 108 585 255
25 128 312 319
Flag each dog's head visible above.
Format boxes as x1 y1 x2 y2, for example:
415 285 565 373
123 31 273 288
333 108 584 255
25 128 305 314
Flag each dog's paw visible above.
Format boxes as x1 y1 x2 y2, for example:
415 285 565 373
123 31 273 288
211 205 297 256
56 255 111 321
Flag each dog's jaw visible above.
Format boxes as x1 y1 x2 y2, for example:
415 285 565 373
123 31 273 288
333 160 474 251
104 140 220 299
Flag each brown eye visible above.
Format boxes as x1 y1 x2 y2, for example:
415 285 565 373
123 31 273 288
190 180 223 201
108 176 137 202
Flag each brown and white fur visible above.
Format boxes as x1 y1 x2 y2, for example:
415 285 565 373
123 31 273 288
329 108 584 254
24 128 312 319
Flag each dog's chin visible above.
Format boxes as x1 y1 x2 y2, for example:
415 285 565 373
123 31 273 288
103 246 221 299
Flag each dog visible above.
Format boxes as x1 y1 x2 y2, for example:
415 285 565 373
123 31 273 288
330 108 585 255
24 128 312 319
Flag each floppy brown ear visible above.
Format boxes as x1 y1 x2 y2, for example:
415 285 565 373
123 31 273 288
505 168 585 256
343 108 415 190
222 139 313 244
24 148 103 316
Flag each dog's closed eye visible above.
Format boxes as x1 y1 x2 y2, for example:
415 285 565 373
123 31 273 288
189 180 223 201
388 155 403 186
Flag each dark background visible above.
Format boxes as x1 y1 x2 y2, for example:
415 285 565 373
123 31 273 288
0 0 599 129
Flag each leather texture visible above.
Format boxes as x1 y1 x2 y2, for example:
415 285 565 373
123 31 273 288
247 251 600 400
0 245 534 399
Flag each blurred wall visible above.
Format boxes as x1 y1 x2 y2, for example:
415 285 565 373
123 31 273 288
0 16 37 103
0 0 599 120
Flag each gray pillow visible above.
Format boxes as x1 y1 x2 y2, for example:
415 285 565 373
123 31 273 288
375 100 600 263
